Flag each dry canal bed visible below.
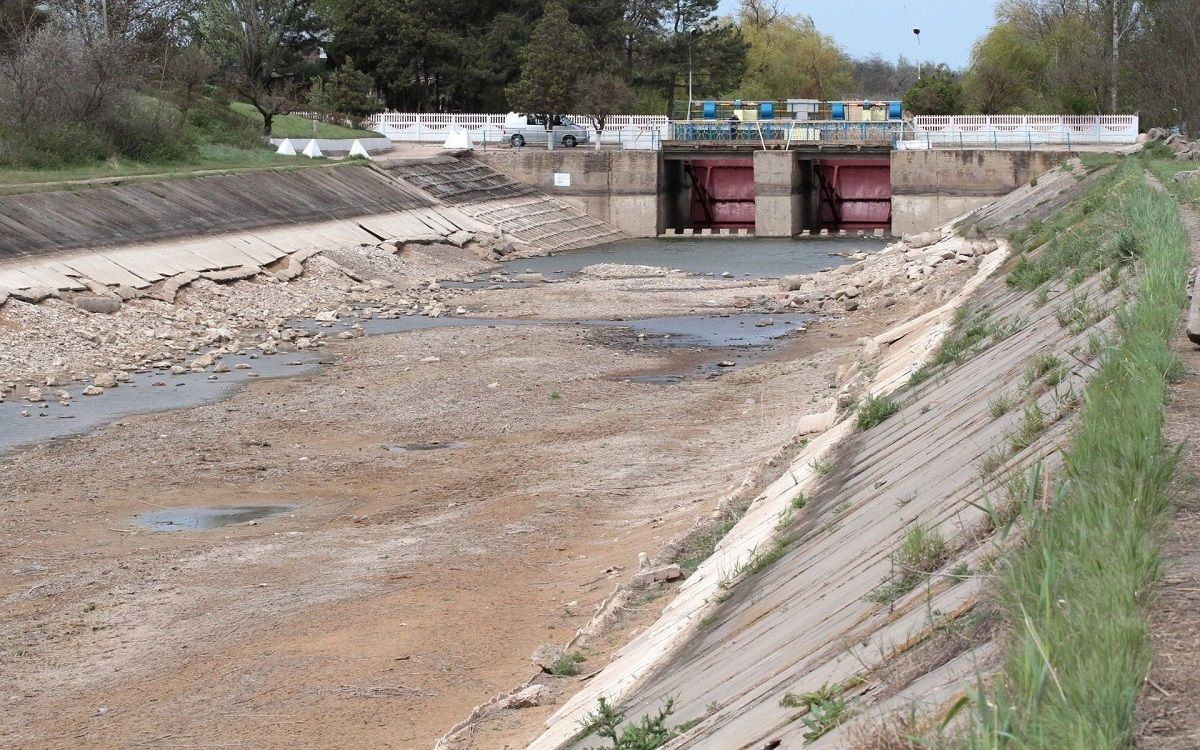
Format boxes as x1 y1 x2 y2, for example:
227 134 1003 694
0 237 907 749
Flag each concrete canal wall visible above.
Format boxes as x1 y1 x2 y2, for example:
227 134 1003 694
891 149 1070 236
476 147 1074 238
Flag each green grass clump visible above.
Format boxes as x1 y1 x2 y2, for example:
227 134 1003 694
856 393 901 430
932 314 993 367
550 651 586 676
969 162 1188 747
1053 291 1107 334
1024 352 1064 385
780 683 853 742
676 516 738 575
988 393 1014 419
866 523 950 604
1008 403 1046 451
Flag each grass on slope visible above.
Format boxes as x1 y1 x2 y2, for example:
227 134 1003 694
969 159 1188 748
0 143 325 193
230 102 383 139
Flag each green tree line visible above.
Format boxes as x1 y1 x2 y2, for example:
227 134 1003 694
2 0 1196 172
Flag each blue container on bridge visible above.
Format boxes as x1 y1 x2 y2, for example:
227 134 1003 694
888 101 902 119
701 101 717 119
831 102 846 120
758 102 775 119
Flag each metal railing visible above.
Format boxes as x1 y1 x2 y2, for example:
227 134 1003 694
667 120 910 146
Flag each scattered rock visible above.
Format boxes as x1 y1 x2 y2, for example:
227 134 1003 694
81 386 103 396
93 372 118 388
74 295 122 314
26 386 44 402
169 365 186 375
213 362 231 374
843 299 860 311
11 287 58 304
903 230 941 249
632 564 684 586
962 224 987 240
779 275 805 292
531 643 565 672
502 684 554 709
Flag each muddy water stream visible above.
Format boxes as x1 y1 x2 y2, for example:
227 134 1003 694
502 236 884 278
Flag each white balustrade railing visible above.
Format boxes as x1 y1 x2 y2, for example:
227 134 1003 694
904 115 1140 149
362 112 670 150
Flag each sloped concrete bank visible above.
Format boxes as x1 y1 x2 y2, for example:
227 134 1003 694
0 157 627 388
514 159 1122 749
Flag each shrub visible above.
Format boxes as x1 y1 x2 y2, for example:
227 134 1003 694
550 651 585 676
580 696 693 749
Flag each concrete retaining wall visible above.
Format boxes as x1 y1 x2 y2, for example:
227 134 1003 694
891 149 1070 235
474 150 660 237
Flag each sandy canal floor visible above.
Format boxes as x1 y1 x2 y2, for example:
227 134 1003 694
0 247 923 749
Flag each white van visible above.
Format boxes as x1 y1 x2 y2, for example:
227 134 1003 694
504 112 590 148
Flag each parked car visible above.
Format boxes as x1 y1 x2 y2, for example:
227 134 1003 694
504 113 590 148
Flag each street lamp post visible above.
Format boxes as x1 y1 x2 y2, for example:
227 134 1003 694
687 29 695 121
913 28 922 79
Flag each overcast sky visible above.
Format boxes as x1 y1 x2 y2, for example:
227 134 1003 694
716 0 1001 69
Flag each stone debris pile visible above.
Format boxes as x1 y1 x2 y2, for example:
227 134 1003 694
0 235 505 396
1145 127 1200 161
775 226 1002 315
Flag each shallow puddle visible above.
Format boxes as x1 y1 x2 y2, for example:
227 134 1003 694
385 441 468 452
0 352 319 453
136 504 296 531
594 314 809 348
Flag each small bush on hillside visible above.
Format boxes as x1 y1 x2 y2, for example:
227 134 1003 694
780 684 853 742
581 696 691 749
550 651 585 676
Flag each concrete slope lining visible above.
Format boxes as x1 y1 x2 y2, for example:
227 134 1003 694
0 204 487 303
529 162 1101 749
0 165 433 262
385 157 627 252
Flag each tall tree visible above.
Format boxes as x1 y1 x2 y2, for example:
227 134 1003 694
736 2 852 101
851 54 919 100
506 2 590 120
575 71 635 147
201 0 321 136
903 64 964 115
962 22 1046 113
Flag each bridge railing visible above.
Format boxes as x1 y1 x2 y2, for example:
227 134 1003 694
902 115 1140 149
362 112 670 149
667 120 910 146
